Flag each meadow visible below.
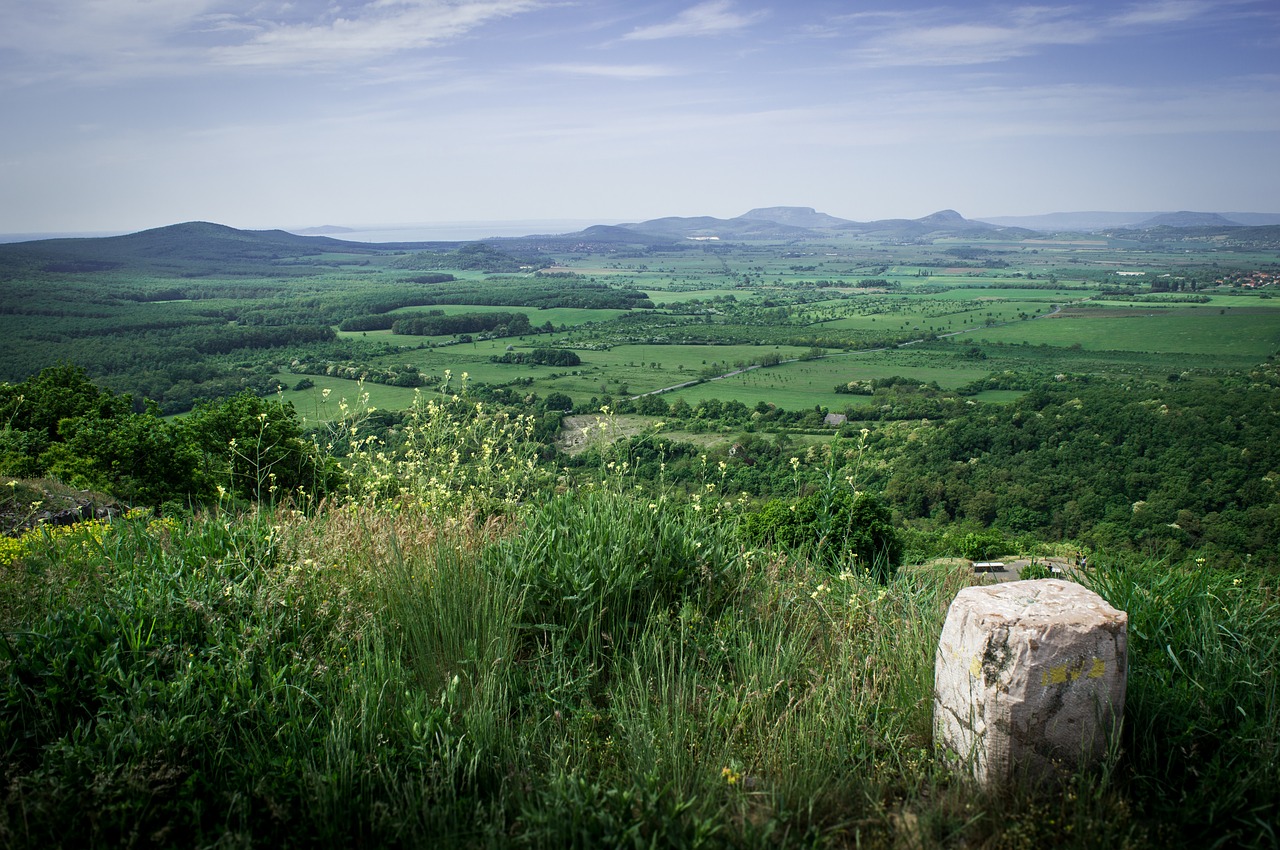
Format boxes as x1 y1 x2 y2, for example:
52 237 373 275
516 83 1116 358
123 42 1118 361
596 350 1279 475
973 306 1280 358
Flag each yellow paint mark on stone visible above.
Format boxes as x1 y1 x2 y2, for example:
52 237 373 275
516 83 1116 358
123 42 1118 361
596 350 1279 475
1041 658 1107 686
1048 666 1069 685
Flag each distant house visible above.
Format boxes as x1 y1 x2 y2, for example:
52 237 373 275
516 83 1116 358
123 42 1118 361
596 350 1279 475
824 413 847 427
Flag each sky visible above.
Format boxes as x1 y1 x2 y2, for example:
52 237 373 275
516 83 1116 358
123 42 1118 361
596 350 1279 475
1 0 1278 234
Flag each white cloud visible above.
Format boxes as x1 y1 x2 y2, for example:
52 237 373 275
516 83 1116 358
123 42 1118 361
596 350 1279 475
0 0 549 81
623 0 765 41
538 63 680 79
1109 0 1209 28
844 1 1216 68
211 0 548 67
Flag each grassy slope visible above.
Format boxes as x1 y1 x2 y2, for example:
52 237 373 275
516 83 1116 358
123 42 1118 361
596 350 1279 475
1 490 1274 849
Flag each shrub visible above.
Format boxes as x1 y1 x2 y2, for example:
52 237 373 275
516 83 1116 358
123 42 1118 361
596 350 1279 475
742 489 901 580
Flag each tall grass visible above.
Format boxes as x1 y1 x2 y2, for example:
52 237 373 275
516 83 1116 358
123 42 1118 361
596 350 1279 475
2 490 1277 846
1080 555 1280 849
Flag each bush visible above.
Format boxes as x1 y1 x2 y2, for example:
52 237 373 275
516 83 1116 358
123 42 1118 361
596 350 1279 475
742 489 901 580
183 392 340 502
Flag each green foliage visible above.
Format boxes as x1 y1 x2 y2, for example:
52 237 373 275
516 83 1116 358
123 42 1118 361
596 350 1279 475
44 407 201 506
883 371 1280 566
0 363 132 441
391 241 537 273
492 489 739 649
0 365 198 503
343 382 550 516
743 490 902 580
1082 556 1280 847
183 392 339 502
491 347 582 366
1018 560 1053 580
392 309 532 337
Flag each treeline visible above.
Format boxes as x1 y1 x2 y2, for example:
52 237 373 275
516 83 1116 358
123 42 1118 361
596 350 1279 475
392 311 532 337
288 360 429 388
491 348 581 366
165 324 335 355
341 281 653 317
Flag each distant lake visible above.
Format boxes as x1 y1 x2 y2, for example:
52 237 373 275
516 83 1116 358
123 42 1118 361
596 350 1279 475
301 220 623 243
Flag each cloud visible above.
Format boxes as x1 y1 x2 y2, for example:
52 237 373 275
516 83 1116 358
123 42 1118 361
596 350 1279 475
623 1 765 41
1108 0 1210 28
844 1 1215 68
211 0 548 67
847 7 1095 68
0 0 550 82
538 63 680 79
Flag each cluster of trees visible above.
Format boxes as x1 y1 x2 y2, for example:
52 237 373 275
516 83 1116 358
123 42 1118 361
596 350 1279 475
288 360 428 388
0 365 338 508
376 279 652 311
879 371 1280 565
491 348 582 367
391 311 533 338
836 375 940 395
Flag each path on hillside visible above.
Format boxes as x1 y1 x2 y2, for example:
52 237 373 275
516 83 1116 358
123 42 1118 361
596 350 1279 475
629 301 1074 401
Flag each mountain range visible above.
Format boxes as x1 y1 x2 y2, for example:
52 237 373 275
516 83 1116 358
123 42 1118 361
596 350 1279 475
2 207 1279 276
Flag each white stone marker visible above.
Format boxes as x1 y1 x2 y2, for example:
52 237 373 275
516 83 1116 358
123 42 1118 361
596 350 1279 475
933 579 1127 789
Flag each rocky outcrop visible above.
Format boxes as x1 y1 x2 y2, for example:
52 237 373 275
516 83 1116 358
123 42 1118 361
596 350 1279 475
1 478 123 536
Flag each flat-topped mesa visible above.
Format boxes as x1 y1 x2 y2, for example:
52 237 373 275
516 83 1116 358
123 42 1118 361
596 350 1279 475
933 579 1128 790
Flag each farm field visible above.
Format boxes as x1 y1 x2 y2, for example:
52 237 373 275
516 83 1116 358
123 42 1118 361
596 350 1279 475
0 219 1276 419
271 372 422 420
663 349 999 411
972 306 1280 358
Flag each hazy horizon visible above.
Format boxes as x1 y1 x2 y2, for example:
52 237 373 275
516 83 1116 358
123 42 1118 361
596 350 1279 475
3 0 1277 234
6 206 1280 245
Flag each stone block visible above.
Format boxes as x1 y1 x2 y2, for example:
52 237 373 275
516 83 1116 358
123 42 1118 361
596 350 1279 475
933 579 1127 789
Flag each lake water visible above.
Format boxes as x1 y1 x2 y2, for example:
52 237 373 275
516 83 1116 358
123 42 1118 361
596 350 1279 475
298 220 622 243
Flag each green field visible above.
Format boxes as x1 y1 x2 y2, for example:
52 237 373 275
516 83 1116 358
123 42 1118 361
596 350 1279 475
272 372 423 420
2 221 1277 417
973 307 1280 358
